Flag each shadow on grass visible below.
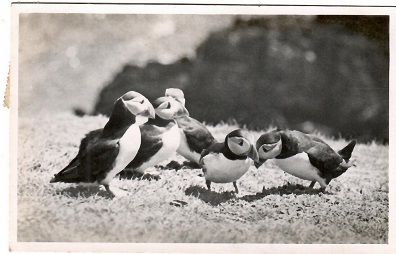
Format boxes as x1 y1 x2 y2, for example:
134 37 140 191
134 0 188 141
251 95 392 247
54 185 113 199
241 183 330 202
117 171 161 181
166 160 201 171
185 185 236 206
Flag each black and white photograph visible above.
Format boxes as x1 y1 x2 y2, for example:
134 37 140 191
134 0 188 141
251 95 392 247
6 1 395 253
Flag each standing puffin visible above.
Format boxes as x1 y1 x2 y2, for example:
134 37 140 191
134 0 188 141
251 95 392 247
50 91 155 197
165 88 217 166
255 129 357 191
200 129 259 193
121 95 189 177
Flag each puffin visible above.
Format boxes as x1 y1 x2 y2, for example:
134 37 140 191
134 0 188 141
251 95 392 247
50 91 155 197
121 95 189 177
255 129 357 190
165 88 217 166
199 128 259 193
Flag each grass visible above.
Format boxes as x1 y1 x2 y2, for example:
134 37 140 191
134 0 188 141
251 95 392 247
16 112 388 243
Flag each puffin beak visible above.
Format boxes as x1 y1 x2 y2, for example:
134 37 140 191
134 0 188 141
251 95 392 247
248 145 260 164
254 159 266 169
165 88 186 106
175 105 189 117
147 104 156 119
254 161 261 169
138 99 155 119
178 98 186 106
140 106 156 119
262 143 277 151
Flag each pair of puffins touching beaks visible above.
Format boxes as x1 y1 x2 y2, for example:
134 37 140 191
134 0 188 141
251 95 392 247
199 127 356 194
50 88 357 197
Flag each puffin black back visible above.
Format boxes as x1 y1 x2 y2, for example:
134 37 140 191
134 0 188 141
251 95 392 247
276 131 303 159
126 124 164 169
124 116 176 169
176 115 216 154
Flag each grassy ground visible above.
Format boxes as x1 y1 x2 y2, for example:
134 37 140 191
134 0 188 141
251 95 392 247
16 113 388 243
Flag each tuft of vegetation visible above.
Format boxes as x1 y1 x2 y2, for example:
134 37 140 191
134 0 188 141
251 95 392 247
16 113 388 243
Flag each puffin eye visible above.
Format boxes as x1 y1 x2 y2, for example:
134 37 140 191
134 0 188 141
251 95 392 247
262 143 277 152
140 99 144 104
238 139 244 146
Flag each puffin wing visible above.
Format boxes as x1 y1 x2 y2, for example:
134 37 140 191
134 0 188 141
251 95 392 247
200 142 224 162
199 142 225 174
80 139 120 181
125 124 164 169
176 116 216 153
305 134 327 144
51 156 82 183
51 129 105 183
305 142 343 173
276 130 307 158
51 141 119 183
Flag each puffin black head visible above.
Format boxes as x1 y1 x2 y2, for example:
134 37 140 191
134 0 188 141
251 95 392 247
165 88 186 106
153 96 189 120
226 129 259 163
256 130 283 160
105 91 155 131
119 91 155 123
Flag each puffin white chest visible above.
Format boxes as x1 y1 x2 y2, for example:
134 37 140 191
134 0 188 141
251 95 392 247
202 153 251 183
274 152 321 181
134 124 181 173
101 124 141 184
161 124 181 153
177 130 201 164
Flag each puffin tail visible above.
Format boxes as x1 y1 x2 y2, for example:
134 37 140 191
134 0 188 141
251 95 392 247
338 139 357 162
50 157 83 183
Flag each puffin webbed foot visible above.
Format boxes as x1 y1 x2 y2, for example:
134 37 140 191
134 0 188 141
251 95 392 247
103 184 128 198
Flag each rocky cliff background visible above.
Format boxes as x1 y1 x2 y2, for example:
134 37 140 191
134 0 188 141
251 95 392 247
19 14 389 142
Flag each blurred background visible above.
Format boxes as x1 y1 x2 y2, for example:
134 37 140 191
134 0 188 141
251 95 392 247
19 14 389 143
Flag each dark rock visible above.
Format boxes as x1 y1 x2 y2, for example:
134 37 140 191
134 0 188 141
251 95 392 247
93 57 193 116
93 16 388 143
